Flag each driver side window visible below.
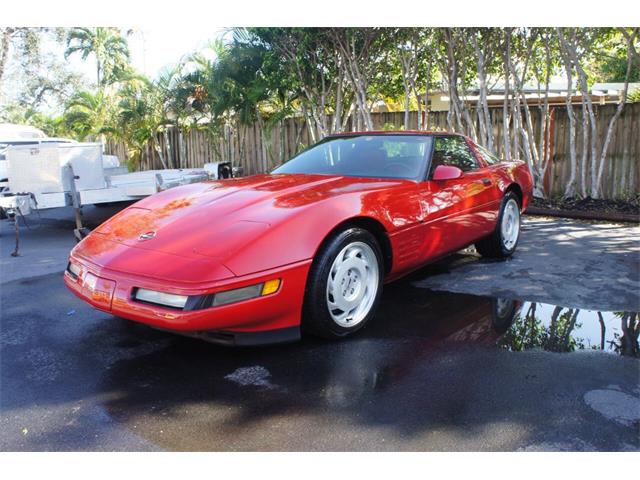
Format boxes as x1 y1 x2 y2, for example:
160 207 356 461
431 136 479 174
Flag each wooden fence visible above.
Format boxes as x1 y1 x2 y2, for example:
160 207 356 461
106 103 640 199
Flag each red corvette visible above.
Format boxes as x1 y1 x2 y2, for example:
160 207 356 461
64 132 532 345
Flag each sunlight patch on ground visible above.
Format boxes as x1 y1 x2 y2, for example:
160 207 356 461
583 387 640 427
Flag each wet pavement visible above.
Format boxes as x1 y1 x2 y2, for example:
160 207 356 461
415 217 640 312
0 203 132 283
0 211 639 451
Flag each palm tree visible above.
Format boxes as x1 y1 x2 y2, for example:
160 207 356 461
116 86 157 169
65 28 130 86
117 70 182 170
64 90 117 141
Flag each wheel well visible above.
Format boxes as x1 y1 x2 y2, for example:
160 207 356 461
505 183 523 207
321 217 393 274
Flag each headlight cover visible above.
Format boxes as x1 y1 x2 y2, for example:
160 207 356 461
135 288 188 309
212 283 263 307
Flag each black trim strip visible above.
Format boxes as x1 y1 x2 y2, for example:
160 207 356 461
183 294 213 311
159 326 301 347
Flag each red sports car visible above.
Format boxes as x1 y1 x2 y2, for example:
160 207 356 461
64 132 532 345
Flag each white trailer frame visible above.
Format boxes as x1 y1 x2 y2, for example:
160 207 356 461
0 142 228 249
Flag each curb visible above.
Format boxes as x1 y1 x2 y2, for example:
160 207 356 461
525 206 640 224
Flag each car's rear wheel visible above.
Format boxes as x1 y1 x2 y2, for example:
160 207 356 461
475 191 521 258
302 227 383 339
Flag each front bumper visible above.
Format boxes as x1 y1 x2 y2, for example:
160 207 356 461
64 254 312 343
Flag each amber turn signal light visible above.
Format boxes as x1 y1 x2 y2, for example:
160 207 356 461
261 278 281 296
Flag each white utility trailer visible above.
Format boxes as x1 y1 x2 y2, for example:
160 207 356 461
0 141 230 253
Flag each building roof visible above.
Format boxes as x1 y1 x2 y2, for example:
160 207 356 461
592 82 640 93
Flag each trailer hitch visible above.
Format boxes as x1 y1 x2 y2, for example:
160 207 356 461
65 164 91 242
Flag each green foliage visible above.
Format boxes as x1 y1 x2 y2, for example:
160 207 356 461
627 87 640 103
381 122 401 131
65 27 131 86
1 28 86 118
589 29 640 83
64 90 118 140
498 305 586 353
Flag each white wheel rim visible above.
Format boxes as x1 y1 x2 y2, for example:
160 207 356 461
501 198 520 250
326 241 379 328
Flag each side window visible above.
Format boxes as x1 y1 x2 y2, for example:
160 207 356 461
476 144 501 165
431 136 479 173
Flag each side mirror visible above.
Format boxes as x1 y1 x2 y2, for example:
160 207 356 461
432 165 463 181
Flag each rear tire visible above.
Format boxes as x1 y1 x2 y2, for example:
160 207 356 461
492 298 518 334
302 227 384 339
475 191 521 258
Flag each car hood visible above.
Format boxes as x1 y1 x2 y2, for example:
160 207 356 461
82 173 409 276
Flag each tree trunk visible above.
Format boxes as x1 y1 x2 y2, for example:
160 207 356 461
579 97 589 196
597 312 606 351
557 30 578 198
557 29 598 198
162 129 172 168
536 34 553 197
501 30 512 161
561 309 580 350
594 36 635 198
151 135 168 170
178 129 185 168
331 30 375 131
0 28 14 91
471 32 493 150
400 50 412 130
332 65 345 134
507 32 542 191
563 99 578 198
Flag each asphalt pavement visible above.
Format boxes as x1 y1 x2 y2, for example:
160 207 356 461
0 206 638 451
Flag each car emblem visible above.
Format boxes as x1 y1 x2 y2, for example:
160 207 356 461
138 231 156 241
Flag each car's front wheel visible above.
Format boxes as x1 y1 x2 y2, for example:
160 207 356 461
475 191 521 258
302 227 383 339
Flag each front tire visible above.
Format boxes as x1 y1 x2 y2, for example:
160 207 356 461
475 192 521 258
302 227 384 339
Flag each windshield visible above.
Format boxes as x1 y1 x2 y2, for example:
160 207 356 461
272 135 433 180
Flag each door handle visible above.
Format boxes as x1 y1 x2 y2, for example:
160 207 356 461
481 178 492 186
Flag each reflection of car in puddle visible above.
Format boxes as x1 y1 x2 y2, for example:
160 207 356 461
319 289 524 407
366 284 522 345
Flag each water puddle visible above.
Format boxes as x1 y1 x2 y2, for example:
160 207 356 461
374 284 639 357
496 301 639 357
